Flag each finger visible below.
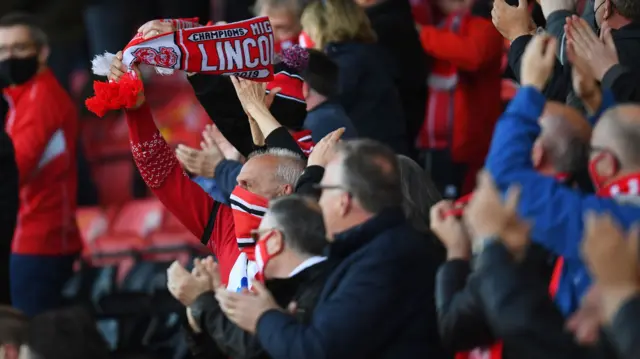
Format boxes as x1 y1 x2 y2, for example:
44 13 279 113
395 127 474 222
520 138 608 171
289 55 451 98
250 279 269 296
627 223 640 264
202 129 218 150
116 51 123 60
543 37 558 64
287 301 298 314
504 184 521 213
602 28 616 52
175 148 193 166
576 17 600 43
517 0 527 9
329 127 346 142
493 0 505 9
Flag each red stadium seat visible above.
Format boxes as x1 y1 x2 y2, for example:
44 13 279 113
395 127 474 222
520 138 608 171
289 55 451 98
87 234 148 283
110 199 165 237
76 207 108 245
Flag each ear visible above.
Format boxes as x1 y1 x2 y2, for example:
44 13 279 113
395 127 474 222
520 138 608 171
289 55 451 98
265 232 284 255
302 82 310 99
338 192 351 217
281 183 294 196
38 45 50 65
531 140 544 169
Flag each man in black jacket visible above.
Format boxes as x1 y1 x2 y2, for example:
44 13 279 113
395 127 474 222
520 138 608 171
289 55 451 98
178 195 333 359
0 124 18 305
498 0 640 104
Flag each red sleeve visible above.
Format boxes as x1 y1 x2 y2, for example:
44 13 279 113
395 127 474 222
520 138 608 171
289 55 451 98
125 104 215 239
419 17 504 72
10 106 61 186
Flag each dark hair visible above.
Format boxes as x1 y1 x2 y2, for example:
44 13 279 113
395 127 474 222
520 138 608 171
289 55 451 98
336 139 403 213
613 0 640 21
0 306 28 346
28 307 110 359
300 49 339 98
268 195 327 255
0 12 48 49
397 155 442 232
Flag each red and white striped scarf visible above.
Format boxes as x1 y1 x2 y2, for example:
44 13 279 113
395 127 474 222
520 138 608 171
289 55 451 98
86 17 275 117
229 186 268 259
292 129 314 156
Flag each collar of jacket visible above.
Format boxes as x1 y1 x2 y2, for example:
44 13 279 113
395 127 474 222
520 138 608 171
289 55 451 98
612 21 640 40
265 259 332 307
2 68 53 104
327 207 405 259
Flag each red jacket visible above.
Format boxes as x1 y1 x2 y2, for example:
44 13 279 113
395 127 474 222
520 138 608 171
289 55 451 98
125 104 239 283
3 69 81 255
418 14 503 166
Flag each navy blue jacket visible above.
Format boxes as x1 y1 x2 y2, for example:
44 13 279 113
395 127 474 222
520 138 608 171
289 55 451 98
485 86 640 315
326 42 409 155
255 208 446 359
304 100 358 143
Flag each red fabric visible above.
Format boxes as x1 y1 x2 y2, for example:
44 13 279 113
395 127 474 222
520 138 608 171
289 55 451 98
298 32 315 49
455 344 503 359
292 129 314 156
597 173 640 197
87 17 276 117
273 36 298 54
124 104 239 285
267 70 305 103
3 70 82 255
410 0 434 25
417 15 503 166
229 186 268 260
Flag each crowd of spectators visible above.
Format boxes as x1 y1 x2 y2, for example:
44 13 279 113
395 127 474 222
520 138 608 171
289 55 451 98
2 0 640 358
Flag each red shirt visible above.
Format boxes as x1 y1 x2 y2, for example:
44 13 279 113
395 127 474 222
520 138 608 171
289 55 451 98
125 104 239 283
3 69 81 255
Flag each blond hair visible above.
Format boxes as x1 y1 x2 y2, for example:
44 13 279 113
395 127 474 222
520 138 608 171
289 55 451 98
253 0 304 18
301 0 377 49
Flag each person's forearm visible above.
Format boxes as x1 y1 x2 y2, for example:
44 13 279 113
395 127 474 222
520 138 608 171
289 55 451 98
248 105 281 139
249 117 265 146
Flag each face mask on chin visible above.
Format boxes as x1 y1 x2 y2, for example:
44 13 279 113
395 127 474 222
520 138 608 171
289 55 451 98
0 55 39 86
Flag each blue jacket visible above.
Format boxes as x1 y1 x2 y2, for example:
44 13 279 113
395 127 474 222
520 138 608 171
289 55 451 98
190 160 243 205
485 86 640 315
304 100 358 143
255 209 445 359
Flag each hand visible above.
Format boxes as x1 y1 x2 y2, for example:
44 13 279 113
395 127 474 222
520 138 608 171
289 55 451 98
520 33 557 90
568 46 602 114
582 212 640 290
138 19 176 39
565 15 619 81
215 280 280 333
430 200 471 260
537 0 576 19
230 76 268 116
202 124 243 162
167 261 212 306
492 0 534 42
566 286 602 345
464 171 528 259
264 87 281 109
200 256 223 290
308 128 345 167
108 51 145 108
175 136 224 178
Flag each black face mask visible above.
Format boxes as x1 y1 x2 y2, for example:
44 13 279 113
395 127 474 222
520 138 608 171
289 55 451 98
0 55 39 86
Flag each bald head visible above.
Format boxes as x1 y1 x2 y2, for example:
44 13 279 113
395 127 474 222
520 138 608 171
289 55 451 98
592 104 640 170
536 101 591 174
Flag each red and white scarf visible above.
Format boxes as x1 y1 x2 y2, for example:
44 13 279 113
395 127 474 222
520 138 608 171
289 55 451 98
86 17 275 117
292 129 314 156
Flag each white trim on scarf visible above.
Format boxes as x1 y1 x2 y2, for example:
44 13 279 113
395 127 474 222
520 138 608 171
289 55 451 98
229 194 268 216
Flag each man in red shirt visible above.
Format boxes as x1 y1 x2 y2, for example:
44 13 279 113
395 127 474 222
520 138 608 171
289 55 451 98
0 13 81 316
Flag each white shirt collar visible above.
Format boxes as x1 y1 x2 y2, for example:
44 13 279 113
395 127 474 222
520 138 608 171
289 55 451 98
289 256 327 277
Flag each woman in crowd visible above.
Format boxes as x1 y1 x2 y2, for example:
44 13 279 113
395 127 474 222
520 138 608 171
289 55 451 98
300 0 410 155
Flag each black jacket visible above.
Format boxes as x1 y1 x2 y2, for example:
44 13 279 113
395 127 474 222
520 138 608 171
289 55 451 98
365 0 428 151
186 259 335 359
474 242 618 359
326 42 409 155
436 243 557 356
608 294 640 359
0 127 18 305
507 22 640 105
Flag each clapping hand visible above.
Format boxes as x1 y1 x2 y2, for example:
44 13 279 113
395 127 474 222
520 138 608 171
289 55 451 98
230 76 269 116
430 200 471 260
167 260 213 306
492 0 535 42
308 128 345 168
215 280 280 333
175 130 224 178
582 212 640 323
520 34 557 91
464 171 530 260
565 15 619 81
